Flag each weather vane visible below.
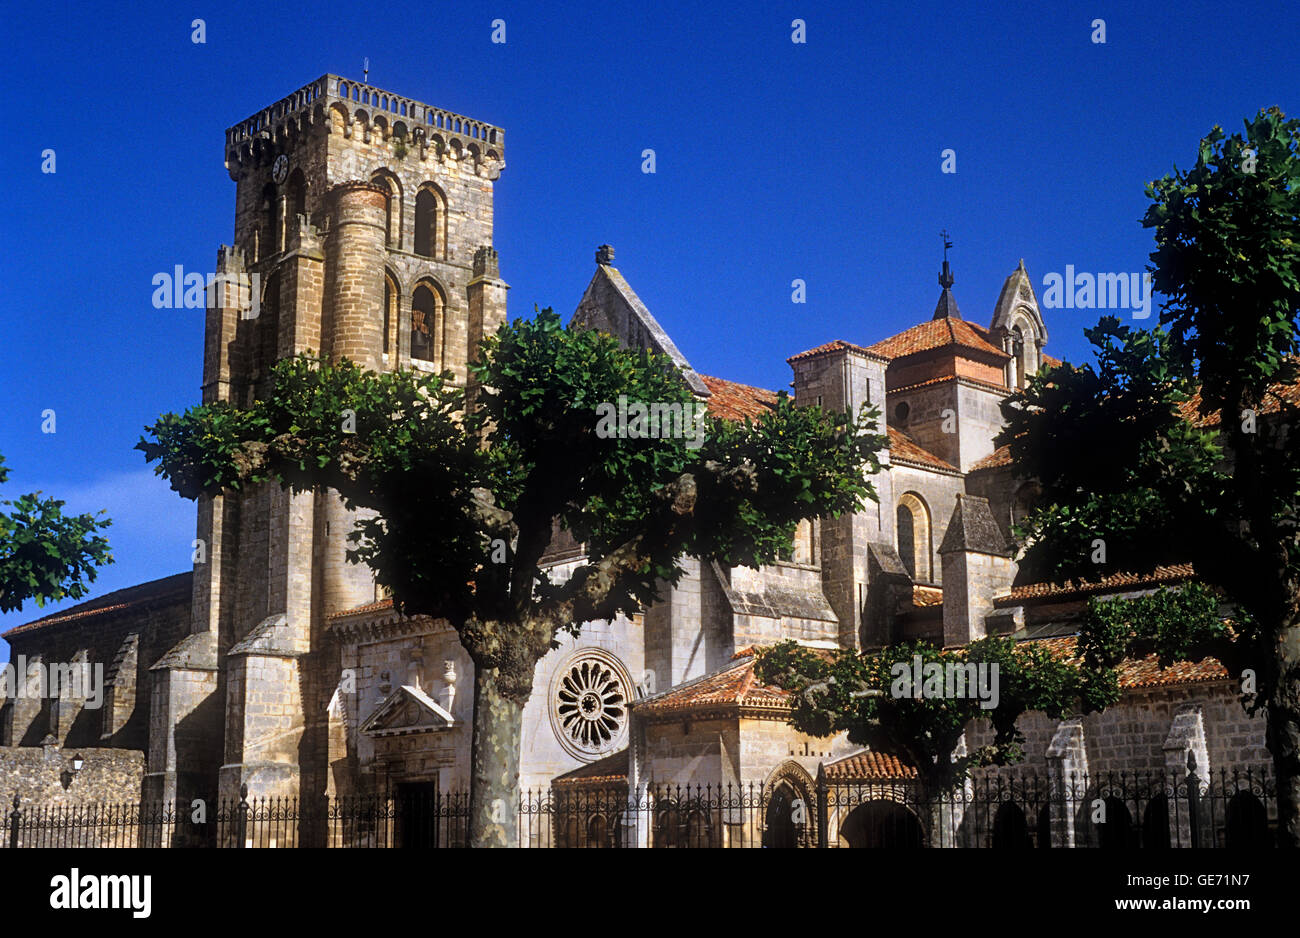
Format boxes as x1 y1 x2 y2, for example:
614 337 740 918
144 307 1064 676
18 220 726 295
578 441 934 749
941 229 953 261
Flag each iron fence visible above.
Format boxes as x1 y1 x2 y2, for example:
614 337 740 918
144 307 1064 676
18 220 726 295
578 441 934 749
1 764 1280 848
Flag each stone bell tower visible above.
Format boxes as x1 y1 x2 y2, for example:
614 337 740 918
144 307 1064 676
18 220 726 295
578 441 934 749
143 75 508 818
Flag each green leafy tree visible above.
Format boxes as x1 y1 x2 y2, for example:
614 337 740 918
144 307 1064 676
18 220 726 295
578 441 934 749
1000 107 1300 846
138 309 885 846
0 453 113 614
755 637 1086 796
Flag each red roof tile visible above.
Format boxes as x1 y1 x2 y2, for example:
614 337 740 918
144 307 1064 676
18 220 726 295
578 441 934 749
912 585 943 608
787 339 890 364
889 427 958 472
968 444 1013 472
1000 563 1195 604
3 572 192 639
552 748 629 787
823 750 918 780
326 598 396 619
1026 635 1229 688
1178 378 1300 428
635 656 791 717
867 319 1010 361
699 374 780 422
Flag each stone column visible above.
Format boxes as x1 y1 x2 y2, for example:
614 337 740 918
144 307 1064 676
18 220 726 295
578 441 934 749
1045 717 1089 848
1163 704 1209 846
467 245 508 379
624 709 651 848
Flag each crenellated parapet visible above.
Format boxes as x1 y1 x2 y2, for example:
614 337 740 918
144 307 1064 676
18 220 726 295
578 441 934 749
224 74 505 181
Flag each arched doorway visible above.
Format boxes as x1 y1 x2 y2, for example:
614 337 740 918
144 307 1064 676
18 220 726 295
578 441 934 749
763 782 810 848
840 800 924 848
1225 792 1269 848
1092 796 1134 848
1142 795 1170 848
761 761 815 848
991 802 1032 848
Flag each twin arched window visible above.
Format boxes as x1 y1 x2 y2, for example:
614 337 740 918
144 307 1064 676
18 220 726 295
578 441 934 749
365 173 443 258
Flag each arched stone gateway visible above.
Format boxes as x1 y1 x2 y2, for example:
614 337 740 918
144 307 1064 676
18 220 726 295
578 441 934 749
762 761 816 848
840 800 925 848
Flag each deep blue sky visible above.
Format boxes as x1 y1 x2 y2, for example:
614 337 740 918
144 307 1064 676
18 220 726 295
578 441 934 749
1 0 1296 646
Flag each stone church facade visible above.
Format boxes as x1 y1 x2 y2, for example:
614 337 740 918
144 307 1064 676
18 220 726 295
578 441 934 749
0 75 1274 845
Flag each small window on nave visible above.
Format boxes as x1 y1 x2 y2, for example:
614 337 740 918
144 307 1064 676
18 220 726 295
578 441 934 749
896 493 932 582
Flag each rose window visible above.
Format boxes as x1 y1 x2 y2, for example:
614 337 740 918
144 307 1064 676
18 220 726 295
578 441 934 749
551 652 630 760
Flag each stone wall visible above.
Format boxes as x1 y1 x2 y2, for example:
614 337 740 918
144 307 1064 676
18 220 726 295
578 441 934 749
965 681 1270 778
0 744 144 806
2 575 191 751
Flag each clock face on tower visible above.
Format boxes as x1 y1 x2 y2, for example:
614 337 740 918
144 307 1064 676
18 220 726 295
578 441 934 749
271 154 288 184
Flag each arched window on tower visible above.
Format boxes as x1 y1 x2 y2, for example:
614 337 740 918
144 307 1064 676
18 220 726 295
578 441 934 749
1010 319 1038 390
383 272 398 358
287 169 306 226
260 182 279 260
255 272 280 385
411 283 444 366
895 493 933 582
1012 325 1027 389
415 187 440 259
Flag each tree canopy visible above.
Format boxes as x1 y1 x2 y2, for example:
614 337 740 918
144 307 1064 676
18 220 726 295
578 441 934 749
139 307 887 844
0 452 112 615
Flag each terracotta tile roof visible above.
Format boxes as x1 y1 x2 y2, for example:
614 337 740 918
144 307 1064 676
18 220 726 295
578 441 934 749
1041 353 1062 368
968 444 1013 472
3 572 192 639
1000 563 1195 604
823 750 918 781
698 374 780 422
888 427 958 472
1177 378 1300 428
634 656 791 717
787 339 890 364
326 598 396 619
1026 635 1229 688
552 748 629 787
889 374 1010 395
867 319 1010 361
912 585 943 608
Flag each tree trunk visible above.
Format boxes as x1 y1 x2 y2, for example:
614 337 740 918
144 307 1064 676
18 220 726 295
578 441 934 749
469 665 524 847
1266 618 1300 847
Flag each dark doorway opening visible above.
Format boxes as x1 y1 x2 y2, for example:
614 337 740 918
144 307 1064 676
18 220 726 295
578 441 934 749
396 781 440 848
840 800 924 848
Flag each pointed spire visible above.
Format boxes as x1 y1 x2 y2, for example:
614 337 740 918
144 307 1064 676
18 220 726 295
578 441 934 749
933 230 962 320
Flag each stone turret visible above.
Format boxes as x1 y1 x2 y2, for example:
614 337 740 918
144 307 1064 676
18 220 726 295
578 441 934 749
788 340 894 649
467 245 508 373
938 494 1016 646
324 181 387 370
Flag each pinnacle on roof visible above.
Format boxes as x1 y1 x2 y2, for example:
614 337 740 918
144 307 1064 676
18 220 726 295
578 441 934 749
933 230 962 321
